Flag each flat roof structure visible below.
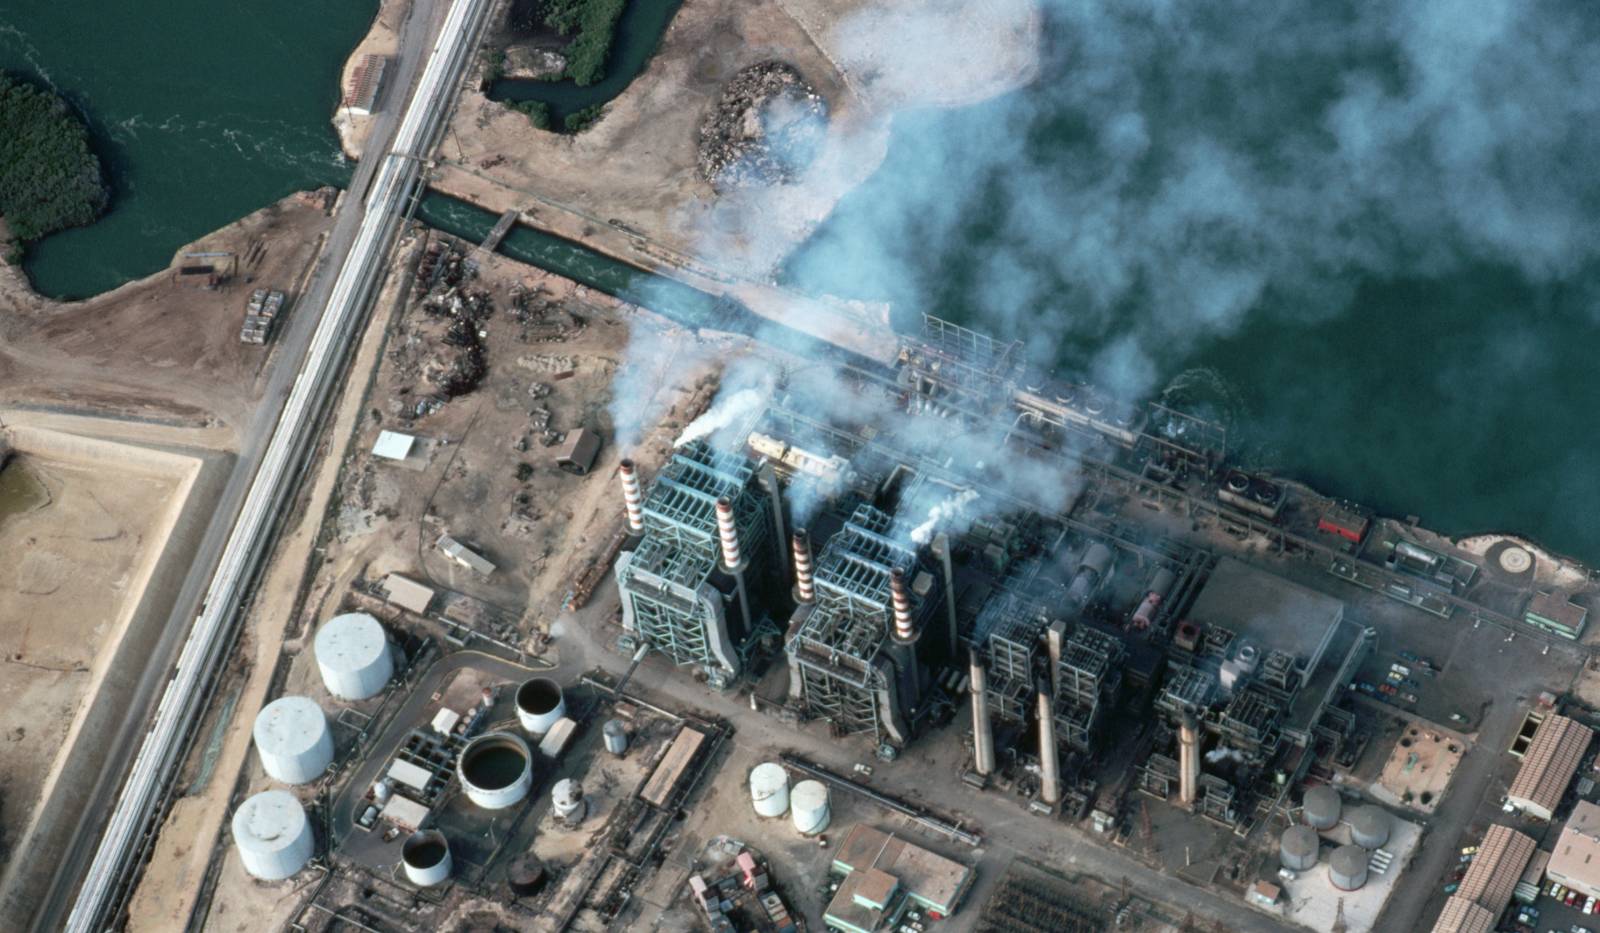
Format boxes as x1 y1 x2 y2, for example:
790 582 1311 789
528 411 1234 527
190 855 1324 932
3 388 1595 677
639 726 707 807
831 824 972 917
1526 591 1589 640
1507 713 1594 820
1187 558 1342 673
372 430 415 461
436 533 496 577
381 572 434 614
387 759 432 793
1455 824 1537 917
1548 800 1600 898
854 868 899 910
380 795 429 831
1429 895 1496 933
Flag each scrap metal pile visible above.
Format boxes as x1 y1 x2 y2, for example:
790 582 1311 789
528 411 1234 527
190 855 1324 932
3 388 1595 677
416 240 491 398
697 61 827 190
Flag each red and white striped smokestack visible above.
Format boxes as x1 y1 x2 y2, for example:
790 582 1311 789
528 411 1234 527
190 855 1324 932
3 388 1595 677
792 529 815 604
618 459 644 533
715 496 742 569
890 568 915 641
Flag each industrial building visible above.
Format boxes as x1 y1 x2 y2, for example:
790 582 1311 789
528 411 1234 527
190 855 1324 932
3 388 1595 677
825 824 973 932
784 503 952 751
614 441 783 687
1546 799 1600 899
1429 824 1537 933
1506 712 1594 820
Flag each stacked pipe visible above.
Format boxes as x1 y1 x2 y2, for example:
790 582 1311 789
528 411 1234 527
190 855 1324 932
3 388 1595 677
970 655 995 776
618 459 644 533
1179 714 1200 806
792 529 815 604
715 497 742 569
1037 689 1060 805
890 568 915 641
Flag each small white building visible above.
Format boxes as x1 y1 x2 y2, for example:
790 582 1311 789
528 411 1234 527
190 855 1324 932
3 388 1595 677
372 430 415 461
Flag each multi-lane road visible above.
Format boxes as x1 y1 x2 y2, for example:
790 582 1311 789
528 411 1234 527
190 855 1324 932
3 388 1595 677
22 1 491 929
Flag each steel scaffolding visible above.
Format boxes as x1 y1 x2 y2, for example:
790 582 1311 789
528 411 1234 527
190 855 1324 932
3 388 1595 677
972 593 1046 723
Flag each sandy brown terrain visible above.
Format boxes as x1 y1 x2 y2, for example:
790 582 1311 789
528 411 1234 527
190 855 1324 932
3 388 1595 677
0 191 337 433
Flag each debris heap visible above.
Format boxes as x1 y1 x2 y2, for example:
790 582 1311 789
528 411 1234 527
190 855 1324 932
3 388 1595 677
697 62 827 191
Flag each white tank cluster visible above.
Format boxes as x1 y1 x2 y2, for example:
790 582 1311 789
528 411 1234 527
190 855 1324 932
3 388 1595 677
1348 804 1391 849
1301 785 1341 831
315 612 394 700
750 762 790 818
458 732 533 809
552 778 586 825
1329 843 1369 891
515 678 566 736
401 830 452 887
791 779 830 835
252 696 334 785
232 789 315 881
1280 824 1320 871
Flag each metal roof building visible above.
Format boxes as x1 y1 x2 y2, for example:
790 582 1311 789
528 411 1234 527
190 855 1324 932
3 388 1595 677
1548 799 1600 899
1429 895 1496 933
826 823 973 929
436 533 496 577
372 430 415 461
1451 824 1537 922
1507 713 1594 820
380 573 435 614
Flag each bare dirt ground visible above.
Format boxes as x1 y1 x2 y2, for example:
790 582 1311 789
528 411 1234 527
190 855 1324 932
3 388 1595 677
0 191 337 433
426 0 1039 360
332 0 412 159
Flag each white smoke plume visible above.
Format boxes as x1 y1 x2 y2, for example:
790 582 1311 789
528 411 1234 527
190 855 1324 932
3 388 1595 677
911 488 980 545
1205 747 1246 765
675 387 769 448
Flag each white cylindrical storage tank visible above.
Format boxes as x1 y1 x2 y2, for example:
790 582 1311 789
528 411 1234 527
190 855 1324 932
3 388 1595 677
315 612 393 700
603 719 628 756
750 762 790 818
552 778 586 823
458 732 532 809
1349 804 1391 849
232 789 314 881
252 696 334 785
1302 785 1341 831
1329 843 1368 891
515 678 566 736
401 830 452 887
372 780 393 805
791 780 830 835
1280 824 1319 871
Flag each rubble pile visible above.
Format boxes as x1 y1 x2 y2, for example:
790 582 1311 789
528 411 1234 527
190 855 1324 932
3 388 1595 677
697 62 827 191
416 242 493 399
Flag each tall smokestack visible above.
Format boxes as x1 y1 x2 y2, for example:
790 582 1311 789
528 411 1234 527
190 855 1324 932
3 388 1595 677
1037 689 1060 806
760 462 788 580
890 568 915 641
1179 714 1200 807
715 497 742 569
792 529 815 604
934 533 959 658
619 459 644 533
970 655 994 776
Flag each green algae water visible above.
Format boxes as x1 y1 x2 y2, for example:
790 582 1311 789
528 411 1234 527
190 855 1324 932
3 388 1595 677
0 0 377 298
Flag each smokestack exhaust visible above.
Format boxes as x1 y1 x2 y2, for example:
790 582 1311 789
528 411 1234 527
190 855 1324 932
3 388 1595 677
792 529 815 604
1037 689 1060 806
619 459 644 533
1179 714 1200 807
970 655 994 776
890 568 915 641
715 496 742 569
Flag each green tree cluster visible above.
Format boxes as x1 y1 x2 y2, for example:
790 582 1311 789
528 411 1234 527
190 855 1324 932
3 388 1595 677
506 99 552 130
563 103 605 133
0 73 107 244
538 0 627 86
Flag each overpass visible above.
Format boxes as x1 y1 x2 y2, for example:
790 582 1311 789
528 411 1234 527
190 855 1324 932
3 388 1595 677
56 0 493 928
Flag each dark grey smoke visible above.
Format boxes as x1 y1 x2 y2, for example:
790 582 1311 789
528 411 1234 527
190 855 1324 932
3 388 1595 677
786 0 1600 397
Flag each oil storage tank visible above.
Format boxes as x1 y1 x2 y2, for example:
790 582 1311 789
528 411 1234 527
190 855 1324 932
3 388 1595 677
1330 844 1369 891
458 732 533 809
401 830 452 886
751 762 790 817
1280 825 1319 871
252 695 334 785
232 789 314 880
1302 785 1341 831
1349 804 1391 849
791 780 830 835
315 612 393 700
515 678 566 736
603 719 628 756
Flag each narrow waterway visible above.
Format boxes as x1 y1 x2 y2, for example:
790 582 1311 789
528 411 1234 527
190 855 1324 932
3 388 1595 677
486 0 683 124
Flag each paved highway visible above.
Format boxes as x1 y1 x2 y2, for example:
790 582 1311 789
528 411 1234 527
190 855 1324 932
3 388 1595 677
26 2 491 929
